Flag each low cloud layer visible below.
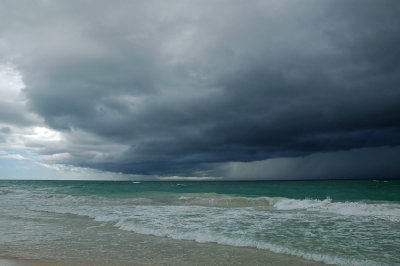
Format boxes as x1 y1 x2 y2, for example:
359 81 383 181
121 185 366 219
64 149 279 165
218 146 400 180
0 0 399 179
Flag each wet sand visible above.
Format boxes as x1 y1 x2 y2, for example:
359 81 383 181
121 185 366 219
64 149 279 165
1 235 327 266
0 257 64 266
1 213 327 266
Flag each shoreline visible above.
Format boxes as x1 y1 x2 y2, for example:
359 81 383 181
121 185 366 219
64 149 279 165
3 181 397 265
0 255 325 266
0 257 66 266
1 236 327 266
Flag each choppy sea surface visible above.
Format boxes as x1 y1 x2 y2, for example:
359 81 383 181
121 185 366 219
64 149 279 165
0 180 399 265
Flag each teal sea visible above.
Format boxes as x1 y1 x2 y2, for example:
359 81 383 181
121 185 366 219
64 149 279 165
1 180 400 265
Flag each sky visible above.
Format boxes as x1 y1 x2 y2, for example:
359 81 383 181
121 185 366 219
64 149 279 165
0 0 399 180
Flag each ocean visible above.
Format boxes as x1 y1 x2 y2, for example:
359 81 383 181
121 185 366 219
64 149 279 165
0 180 399 265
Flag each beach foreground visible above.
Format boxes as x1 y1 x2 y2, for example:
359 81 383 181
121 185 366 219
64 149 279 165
0 257 68 266
0 215 324 266
1 180 399 265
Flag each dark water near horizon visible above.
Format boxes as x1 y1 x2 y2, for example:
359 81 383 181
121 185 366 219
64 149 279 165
3 179 399 200
1 179 399 265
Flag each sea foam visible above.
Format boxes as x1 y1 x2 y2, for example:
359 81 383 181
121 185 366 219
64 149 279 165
273 197 400 222
176 193 400 221
3 180 400 266
26 192 399 266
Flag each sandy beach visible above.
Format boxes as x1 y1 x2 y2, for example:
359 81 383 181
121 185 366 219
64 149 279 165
0 257 67 266
1 240 327 266
2 180 399 265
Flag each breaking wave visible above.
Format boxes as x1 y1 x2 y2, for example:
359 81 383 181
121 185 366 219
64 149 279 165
173 193 400 221
22 191 400 266
29 201 383 266
177 194 271 208
272 197 400 222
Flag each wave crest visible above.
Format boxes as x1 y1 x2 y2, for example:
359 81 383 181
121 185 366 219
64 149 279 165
173 193 400 221
177 194 271 208
273 197 400 222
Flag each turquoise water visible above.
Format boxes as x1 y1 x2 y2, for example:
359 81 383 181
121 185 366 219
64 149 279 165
3 179 398 201
1 180 399 265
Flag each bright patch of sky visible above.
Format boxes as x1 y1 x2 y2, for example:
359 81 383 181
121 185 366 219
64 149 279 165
0 64 134 180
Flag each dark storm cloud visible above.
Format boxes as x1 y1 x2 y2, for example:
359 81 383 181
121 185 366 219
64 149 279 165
1 0 399 178
0 100 38 126
218 146 400 180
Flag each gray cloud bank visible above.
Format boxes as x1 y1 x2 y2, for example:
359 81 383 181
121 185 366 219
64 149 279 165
219 146 400 180
1 0 399 179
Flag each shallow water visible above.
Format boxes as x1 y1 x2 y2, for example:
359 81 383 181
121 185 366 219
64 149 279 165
1 180 399 265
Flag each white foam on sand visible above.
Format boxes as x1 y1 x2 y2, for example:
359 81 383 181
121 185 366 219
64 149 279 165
28 196 392 266
272 197 400 222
